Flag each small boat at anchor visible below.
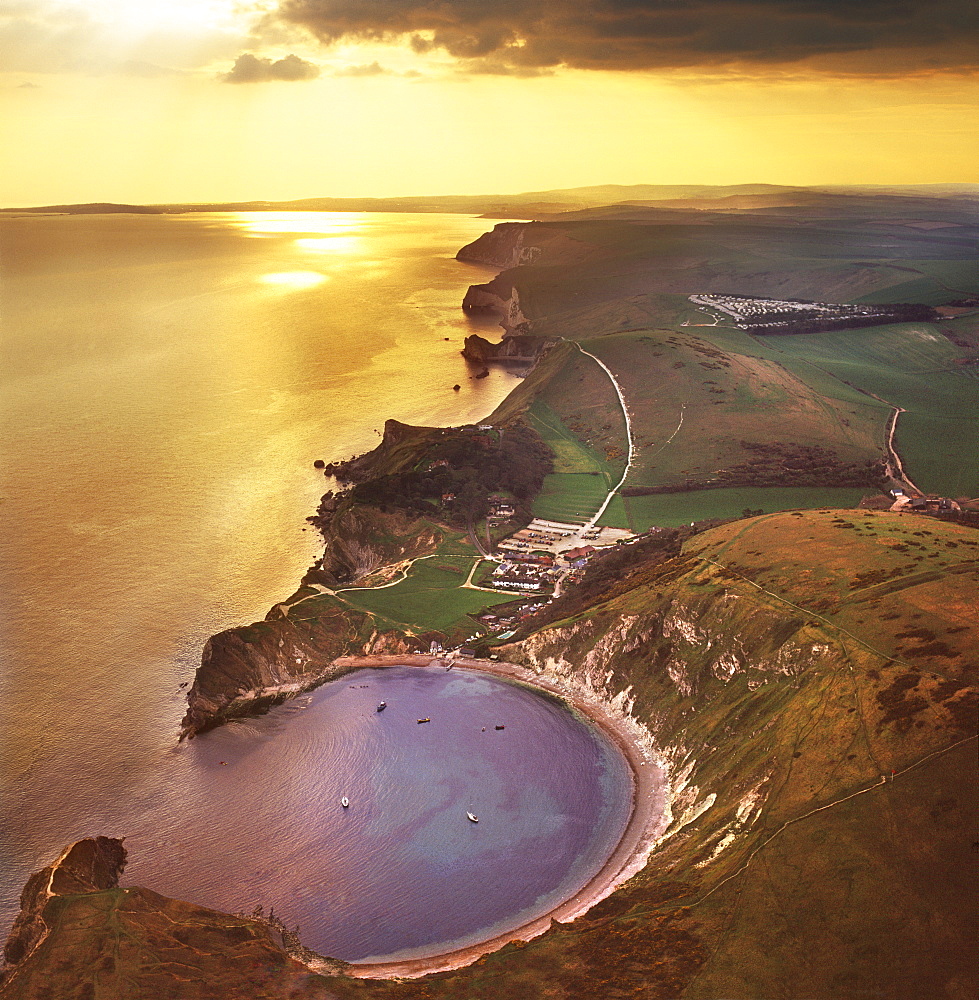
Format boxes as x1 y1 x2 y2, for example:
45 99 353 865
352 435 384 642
341 797 349 808
467 812 479 823
376 701 387 712
417 717 430 724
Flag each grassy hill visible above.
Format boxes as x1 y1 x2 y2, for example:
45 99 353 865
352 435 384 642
5 511 975 998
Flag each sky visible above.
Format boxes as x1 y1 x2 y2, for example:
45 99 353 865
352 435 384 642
1 0 977 205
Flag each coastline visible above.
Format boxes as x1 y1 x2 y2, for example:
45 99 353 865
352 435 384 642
310 654 668 981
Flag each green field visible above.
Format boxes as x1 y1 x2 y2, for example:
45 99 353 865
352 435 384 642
532 472 611 522
527 399 616 480
599 486 870 530
764 323 979 496
337 558 516 632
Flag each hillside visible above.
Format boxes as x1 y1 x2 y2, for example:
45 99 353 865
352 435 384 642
3 511 975 999
458 196 979 519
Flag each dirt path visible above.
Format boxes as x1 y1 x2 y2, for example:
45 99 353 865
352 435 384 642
882 403 921 494
575 344 635 529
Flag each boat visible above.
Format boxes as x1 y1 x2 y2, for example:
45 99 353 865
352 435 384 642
376 701 386 712
467 812 478 823
495 725 505 730
417 717 430 724
341 797 349 808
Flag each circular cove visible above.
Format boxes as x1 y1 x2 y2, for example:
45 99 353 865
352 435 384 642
126 665 644 967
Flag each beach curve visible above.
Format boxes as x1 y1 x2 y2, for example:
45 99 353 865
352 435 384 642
304 653 668 981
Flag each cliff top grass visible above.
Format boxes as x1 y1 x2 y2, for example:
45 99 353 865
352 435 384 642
487 207 979 324
683 508 979 685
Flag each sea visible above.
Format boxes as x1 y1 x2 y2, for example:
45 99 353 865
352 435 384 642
0 212 639 962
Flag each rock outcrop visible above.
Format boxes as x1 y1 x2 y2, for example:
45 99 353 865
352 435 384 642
461 275 533 335
312 502 443 586
0 840 343 999
455 222 537 269
461 333 552 364
180 608 413 739
2 837 127 973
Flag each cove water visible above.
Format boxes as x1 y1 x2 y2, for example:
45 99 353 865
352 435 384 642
123 666 633 962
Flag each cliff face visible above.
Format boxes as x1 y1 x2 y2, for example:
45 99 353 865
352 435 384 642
455 222 537 268
0 840 341 1000
2 837 127 973
462 275 532 334
315 503 443 586
180 607 413 739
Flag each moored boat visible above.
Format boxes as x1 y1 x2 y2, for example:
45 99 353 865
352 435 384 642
417 717 430 724
467 812 478 823
341 797 349 808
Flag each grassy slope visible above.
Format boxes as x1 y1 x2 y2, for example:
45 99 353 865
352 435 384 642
316 510 978 999
505 211 978 324
494 510 977 1000
619 486 869 529
582 328 885 490
281 510 977 999
483 206 978 520
336 557 516 635
764 320 979 496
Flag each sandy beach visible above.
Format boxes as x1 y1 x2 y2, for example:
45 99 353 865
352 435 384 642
315 654 668 981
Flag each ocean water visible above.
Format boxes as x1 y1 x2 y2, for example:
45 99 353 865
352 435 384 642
0 211 646 961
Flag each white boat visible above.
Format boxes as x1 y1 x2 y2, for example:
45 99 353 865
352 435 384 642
467 811 478 823
341 797 349 808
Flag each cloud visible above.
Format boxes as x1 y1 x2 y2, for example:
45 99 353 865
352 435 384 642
275 0 979 76
0 1 257 75
222 51 320 82
333 60 385 76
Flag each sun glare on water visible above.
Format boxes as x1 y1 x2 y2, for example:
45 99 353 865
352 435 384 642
259 271 328 288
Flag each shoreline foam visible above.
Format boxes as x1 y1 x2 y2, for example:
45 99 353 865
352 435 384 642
306 654 667 981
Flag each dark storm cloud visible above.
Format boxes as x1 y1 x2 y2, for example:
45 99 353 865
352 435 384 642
223 52 321 82
275 0 979 74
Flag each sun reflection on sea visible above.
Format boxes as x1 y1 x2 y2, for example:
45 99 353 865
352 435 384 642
294 236 361 254
259 271 328 288
231 211 365 239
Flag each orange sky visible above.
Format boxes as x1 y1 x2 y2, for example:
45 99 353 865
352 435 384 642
1 0 976 205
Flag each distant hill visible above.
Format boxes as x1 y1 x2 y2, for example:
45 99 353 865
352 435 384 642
3 182 976 217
